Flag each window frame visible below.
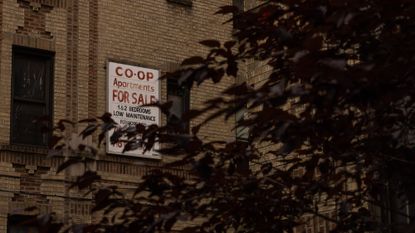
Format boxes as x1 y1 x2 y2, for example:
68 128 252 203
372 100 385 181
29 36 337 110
10 46 54 147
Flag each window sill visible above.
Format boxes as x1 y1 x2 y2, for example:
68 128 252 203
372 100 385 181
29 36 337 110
167 0 192 7
0 144 48 155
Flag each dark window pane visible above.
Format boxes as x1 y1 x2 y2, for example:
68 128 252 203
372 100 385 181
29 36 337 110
8 215 39 233
13 54 49 101
233 0 244 11
232 0 244 28
167 78 189 97
167 78 190 133
169 95 184 119
11 47 53 146
12 101 48 146
8 226 39 233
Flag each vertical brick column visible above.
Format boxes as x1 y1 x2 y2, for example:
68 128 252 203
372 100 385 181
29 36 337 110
66 0 79 122
0 0 2 67
88 0 98 120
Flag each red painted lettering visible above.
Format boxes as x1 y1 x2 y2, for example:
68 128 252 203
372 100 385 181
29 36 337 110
112 90 130 103
125 69 133 78
147 72 154 81
115 67 123 76
137 71 145 80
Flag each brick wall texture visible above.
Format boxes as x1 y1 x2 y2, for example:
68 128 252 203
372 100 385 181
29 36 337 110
0 0 234 230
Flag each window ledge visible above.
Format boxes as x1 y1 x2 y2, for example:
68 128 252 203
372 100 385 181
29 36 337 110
0 144 48 155
167 0 192 7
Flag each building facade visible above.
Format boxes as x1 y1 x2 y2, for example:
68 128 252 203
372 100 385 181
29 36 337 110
0 0 235 231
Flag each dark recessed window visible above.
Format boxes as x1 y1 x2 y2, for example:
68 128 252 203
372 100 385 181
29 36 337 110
380 184 415 231
233 0 244 28
11 46 54 146
8 215 39 233
167 78 190 133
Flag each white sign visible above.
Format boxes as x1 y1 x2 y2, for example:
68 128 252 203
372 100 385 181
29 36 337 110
106 61 160 159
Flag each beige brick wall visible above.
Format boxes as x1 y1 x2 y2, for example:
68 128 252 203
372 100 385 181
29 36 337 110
95 0 234 143
0 0 235 230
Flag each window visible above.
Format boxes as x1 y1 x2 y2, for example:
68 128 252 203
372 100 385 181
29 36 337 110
167 78 190 133
379 183 415 232
11 46 53 146
8 215 39 233
233 0 244 28
233 0 244 12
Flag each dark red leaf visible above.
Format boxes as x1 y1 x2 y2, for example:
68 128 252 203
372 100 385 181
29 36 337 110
181 56 205 66
199 39 220 48
99 112 114 124
78 118 97 123
215 5 238 15
57 158 81 173
164 216 177 231
226 60 238 77
49 135 63 148
224 40 236 49
79 124 98 139
122 141 141 153
72 171 101 189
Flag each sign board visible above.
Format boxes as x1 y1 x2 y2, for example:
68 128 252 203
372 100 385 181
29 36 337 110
106 61 160 159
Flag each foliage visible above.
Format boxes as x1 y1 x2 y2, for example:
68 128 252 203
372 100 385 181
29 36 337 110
49 0 415 232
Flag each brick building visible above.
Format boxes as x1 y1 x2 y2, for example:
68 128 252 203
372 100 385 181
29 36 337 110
0 0 235 231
